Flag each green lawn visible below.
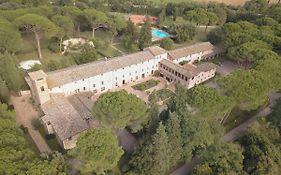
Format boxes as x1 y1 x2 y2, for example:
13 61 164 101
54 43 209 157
132 79 160 91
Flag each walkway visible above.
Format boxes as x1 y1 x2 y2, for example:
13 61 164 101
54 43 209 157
171 92 281 175
11 94 52 154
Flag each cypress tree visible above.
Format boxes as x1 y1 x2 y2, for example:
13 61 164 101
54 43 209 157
138 18 152 50
0 76 9 103
166 112 183 168
0 52 24 92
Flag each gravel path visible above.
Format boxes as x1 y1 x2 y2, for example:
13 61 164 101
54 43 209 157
11 94 52 154
170 92 281 175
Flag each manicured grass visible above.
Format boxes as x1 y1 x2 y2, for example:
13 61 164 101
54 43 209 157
37 125 63 152
132 79 160 91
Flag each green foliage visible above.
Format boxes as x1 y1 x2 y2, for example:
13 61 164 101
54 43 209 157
138 19 152 50
92 90 149 132
72 44 98 65
0 52 24 91
166 113 183 168
0 76 9 103
193 142 245 175
51 15 75 37
14 13 58 38
244 0 269 13
132 79 159 91
0 103 67 174
159 38 174 50
168 23 195 43
0 17 22 53
129 122 171 175
185 8 219 26
218 69 270 111
180 113 225 160
268 99 281 134
185 86 234 121
254 57 281 90
240 131 281 174
69 128 123 175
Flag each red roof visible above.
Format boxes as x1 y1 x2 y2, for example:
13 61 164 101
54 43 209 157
128 15 158 25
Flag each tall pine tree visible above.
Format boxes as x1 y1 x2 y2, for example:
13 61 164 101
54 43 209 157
166 112 183 168
0 52 24 92
149 122 170 175
138 18 152 50
0 77 9 103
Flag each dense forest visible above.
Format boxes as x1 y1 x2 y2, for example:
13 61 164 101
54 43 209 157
0 0 281 174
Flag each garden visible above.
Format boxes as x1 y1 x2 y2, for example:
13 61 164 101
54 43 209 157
132 79 160 91
148 89 174 103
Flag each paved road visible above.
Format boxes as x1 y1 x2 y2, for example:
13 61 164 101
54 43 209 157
11 95 52 154
171 92 281 175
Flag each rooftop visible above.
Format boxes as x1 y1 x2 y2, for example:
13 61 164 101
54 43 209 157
160 59 217 78
128 15 157 24
28 70 47 81
168 42 216 61
46 46 166 88
41 97 90 141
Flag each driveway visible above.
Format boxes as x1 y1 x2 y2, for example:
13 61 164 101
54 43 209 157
170 92 281 175
11 94 51 154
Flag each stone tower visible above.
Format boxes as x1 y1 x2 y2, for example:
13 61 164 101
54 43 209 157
28 70 50 105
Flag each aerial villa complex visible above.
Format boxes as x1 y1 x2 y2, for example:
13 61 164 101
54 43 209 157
26 42 224 149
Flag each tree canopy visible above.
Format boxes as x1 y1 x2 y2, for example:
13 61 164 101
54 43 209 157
69 128 123 175
92 90 149 132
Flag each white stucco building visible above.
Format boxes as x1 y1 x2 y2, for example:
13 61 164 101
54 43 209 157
26 42 224 150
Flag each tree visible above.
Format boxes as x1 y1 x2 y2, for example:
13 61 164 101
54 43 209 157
73 44 98 65
168 23 195 43
185 86 234 123
193 142 245 175
158 9 166 25
159 38 173 50
0 52 24 92
0 77 9 103
0 17 22 53
180 113 225 160
84 9 108 39
51 15 74 52
92 90 149 132
14 13 58 59
218 69 270 111
138 18 152 50
244 0 269 13
0 103 67 174
129 122 171 175
166 112 183 168
69 129 123 175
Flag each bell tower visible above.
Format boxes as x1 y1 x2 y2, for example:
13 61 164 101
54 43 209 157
28 70 50 105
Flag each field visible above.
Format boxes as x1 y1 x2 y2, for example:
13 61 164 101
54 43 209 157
151 0 279 6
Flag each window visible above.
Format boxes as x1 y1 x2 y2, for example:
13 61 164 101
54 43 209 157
101 81 104 85
115 77 117 80
83 87 86 91
82 79 84 81
40 86 45 92
101 87 105 91
93 84 96 87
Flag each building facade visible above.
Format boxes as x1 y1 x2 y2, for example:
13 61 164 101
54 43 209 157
26 42 224 149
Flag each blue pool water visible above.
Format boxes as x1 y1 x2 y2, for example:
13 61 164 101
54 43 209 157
152 29 170 38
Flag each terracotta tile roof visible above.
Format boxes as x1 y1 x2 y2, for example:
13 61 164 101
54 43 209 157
128 15 157 24
46 47 164 88
144 45 167 56
168 42 219 60
41 97 89 141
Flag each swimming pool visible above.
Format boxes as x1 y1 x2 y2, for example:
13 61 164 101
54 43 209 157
152 28 170 39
